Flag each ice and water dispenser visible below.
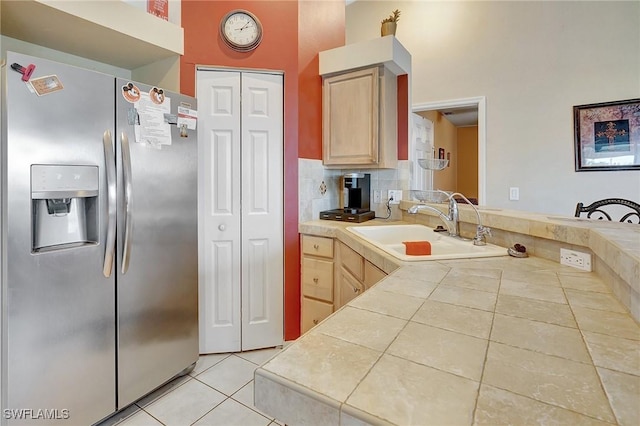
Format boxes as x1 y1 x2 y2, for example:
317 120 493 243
31 165 99 252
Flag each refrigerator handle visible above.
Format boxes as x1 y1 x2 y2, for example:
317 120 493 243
102 130 117 278
121 132 133 274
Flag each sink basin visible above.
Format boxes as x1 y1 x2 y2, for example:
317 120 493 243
346 224 507 261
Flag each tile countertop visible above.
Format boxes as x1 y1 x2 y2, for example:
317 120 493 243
255 212 640 426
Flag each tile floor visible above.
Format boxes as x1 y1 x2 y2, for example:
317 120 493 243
98 347 284 426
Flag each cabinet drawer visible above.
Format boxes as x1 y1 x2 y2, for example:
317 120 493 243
301 297 333 334
340 242 364 282
302 258 334 302
301 235 334 258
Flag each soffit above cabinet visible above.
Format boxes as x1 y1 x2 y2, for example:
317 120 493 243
319 35 411 77
1 0 183 69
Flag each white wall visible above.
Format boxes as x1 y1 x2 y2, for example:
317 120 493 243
347 1 640 215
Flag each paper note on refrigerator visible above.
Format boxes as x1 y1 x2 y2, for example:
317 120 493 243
177 106 197 130
134 92 171 148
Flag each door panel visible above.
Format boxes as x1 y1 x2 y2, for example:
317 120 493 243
3 52 116 425
115 80 198 407
241 72 283 351
197 69 283 353
197 71 242 353
411 113 434 191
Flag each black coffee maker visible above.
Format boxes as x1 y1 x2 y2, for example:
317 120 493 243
320 173 375 222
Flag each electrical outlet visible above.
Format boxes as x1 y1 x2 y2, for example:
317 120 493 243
373 190 381 204
387 190 402 205
560 248 592 271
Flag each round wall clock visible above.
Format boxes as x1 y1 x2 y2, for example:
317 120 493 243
220 10 263 52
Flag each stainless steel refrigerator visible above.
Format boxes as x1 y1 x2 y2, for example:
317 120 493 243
0 52 198 425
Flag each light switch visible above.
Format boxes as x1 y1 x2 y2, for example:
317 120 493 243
509 187 519 201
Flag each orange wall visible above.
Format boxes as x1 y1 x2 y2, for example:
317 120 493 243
457 126 479 199
181 0 344 340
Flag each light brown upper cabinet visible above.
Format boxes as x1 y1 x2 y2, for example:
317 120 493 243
322 66 398 169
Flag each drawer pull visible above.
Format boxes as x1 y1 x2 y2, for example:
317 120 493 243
354 287 361 293
313 319 319 325
313 244 320 249
313 277 319 283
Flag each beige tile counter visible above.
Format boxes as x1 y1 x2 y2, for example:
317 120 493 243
255 211 640 425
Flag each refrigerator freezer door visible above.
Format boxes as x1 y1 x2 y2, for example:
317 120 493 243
2 52 116 424
115 80 198 407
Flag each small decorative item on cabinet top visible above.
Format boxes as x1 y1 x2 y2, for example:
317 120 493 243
381 9 400 36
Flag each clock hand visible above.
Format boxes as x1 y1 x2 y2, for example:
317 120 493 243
238 22 252 31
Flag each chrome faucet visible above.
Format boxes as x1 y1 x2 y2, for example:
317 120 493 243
408 192 460 237
407 191 492 245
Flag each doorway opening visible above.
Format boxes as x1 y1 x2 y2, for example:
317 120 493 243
411 97 486 204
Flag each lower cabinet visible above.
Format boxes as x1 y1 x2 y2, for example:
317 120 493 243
300 234 388 334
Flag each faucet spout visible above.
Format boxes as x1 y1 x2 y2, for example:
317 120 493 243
407 201 459 237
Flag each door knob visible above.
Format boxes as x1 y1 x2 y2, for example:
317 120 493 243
218 224 226 231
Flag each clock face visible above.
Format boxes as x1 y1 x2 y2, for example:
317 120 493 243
220 10 263 52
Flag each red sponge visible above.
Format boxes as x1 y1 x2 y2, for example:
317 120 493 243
402 241 432 255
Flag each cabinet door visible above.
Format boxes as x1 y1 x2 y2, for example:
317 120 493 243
301 298 333 334
337 267 365 308
364 261 387 290
323 67 379 165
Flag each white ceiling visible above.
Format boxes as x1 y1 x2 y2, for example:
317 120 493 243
439 107 479 127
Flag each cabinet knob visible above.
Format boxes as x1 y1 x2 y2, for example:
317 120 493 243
313 319 319 325
313 244 319 249
353 287 360 293
218 224 226 231
313 277 319 283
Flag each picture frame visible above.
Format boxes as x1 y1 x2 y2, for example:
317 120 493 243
438 148 445 160
573 98 640 171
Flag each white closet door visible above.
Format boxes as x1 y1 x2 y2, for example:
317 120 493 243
241 72 284 350
411 113 434 191
197 70 283 353
197 71 242 353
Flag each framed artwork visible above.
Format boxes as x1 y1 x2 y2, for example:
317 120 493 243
574 98 640 171
438 148 445 159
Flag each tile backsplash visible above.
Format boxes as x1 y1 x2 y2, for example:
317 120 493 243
298 159 412 223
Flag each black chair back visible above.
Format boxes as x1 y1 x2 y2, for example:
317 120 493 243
574 198 640 224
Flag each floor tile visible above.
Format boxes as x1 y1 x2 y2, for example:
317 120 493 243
499 280 567 304
231 381 273 419
495 294 577 328
117 410 163 426
565 289 628 313
490 313 591 363
313 306 407 352
387 322 487 381
134 374 192 408
345 354 479 426
197 355 259 396
193 398 271 426
597 367 640 426
143 378 225 426
261 333 381 402
190 353 231 377
411 299 494 339
572 306 640 340
582 331 640 376
429 285 497 312
483 342 615 422
474 384 609 425
236 347 283 366
558 273 611 293
348 287 425 320
500 269 560 287
373 275 438 298
440 268 500 293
